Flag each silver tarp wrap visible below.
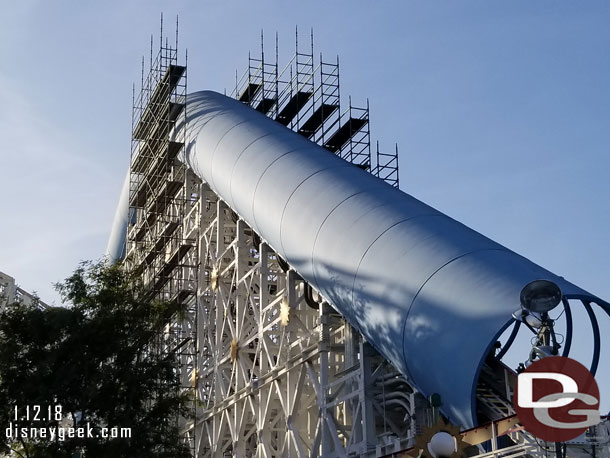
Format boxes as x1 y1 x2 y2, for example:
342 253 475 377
108 90 601 427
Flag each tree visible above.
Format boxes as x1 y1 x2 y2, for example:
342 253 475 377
0 261 192 458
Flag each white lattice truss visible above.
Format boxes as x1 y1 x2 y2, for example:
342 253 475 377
171 179 418 458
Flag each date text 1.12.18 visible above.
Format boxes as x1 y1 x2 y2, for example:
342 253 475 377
13 405 63 422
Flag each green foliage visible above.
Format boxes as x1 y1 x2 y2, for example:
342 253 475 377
0 261 192 458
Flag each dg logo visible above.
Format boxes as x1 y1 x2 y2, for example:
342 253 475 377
514 356 601 442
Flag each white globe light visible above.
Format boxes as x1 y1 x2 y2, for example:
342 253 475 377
427 431 456 457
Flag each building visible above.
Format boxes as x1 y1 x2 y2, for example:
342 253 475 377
0 271 48 309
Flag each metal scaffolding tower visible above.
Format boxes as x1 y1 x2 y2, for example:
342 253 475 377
231 30 399 188
126 16 198 454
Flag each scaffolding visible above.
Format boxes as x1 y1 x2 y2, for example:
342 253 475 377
126 16 198 454
234 33 279 119
232 29 400 189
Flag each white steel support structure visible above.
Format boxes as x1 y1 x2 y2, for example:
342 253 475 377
187 182 418 457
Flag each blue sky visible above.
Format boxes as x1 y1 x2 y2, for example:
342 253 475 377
1 2 608 412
